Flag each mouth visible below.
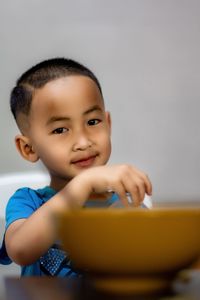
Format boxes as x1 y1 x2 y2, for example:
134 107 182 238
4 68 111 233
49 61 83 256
71 155 98 168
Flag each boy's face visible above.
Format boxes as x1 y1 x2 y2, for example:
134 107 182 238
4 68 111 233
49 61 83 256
20 75 111 190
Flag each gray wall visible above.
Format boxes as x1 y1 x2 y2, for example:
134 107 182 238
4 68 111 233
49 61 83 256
1 0 200 202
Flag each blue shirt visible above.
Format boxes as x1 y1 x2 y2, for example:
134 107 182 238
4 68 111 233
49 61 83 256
0 186 119 276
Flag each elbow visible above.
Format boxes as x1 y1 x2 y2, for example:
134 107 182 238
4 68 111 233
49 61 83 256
6 239 37 266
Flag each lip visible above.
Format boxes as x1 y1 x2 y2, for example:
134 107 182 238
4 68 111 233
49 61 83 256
71 155 97 168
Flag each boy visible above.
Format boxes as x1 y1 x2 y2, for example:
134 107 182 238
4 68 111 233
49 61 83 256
0 58 152 276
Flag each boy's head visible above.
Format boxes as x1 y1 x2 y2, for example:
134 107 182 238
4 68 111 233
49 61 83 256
10 58 103 128
10 58 111 189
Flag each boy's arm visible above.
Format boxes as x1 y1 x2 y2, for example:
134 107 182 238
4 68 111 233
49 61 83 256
5 190 71 265
5 164 152 266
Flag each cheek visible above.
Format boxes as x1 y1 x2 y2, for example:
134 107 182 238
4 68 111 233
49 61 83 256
100 133 111 155
106 139 112 156
36 143 65 164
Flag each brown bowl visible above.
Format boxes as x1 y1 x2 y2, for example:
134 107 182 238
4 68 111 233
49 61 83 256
57 204 200 295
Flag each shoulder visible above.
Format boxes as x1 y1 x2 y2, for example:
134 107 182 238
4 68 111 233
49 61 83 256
8 186 56 206
7 187 47 209
5 186 55 229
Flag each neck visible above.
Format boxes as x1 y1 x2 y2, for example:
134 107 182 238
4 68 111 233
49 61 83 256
49 176 70 192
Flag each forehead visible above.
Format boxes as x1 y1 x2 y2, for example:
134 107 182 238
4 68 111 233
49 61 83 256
30 75 104 119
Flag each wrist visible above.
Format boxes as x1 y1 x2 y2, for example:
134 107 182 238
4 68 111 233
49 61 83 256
62 173 92 208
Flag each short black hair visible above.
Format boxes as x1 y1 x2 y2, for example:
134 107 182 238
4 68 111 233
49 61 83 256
10 57 103 121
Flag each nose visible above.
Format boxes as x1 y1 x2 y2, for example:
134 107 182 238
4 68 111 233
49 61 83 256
72 129 92 151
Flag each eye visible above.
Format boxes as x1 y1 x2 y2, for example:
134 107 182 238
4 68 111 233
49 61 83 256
87 119 101 126
52 127 68 134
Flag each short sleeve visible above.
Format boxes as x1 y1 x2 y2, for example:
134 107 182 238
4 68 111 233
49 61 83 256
5 187 42 229
0 187 43 265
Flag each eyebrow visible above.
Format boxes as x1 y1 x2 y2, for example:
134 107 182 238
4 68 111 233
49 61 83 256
46 105 103 126
83 104 103 115
46 116 70 126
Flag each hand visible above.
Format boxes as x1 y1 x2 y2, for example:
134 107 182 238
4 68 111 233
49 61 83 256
66 164 152 208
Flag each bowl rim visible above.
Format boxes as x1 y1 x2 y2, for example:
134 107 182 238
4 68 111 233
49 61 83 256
58 206 200 219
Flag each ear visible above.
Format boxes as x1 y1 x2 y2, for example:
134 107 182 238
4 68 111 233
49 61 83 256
15 134 39 163
105 111 112 134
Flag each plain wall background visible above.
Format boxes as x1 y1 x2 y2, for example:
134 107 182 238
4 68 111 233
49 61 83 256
1 0 200 202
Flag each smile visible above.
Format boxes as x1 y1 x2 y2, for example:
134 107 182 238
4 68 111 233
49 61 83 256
72 155 97 168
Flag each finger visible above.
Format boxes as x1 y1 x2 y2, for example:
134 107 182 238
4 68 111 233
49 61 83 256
136 179 146 204
133 169 153 196
129 177 146 205
143 174 152 196
114 182 130 207
121 173 145 206
129 186 142 207
122 179 141 206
